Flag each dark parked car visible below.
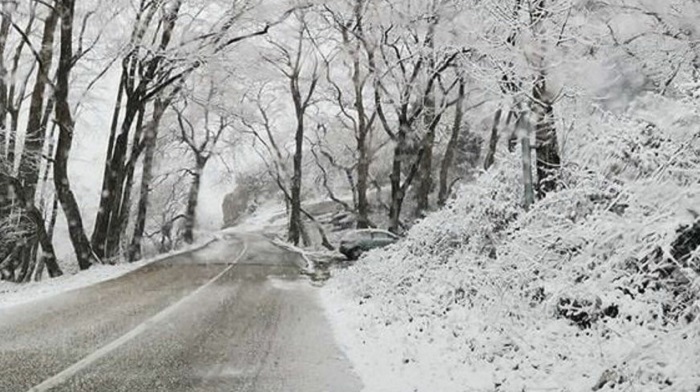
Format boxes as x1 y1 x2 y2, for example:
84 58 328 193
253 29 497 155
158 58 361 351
339 229 400 260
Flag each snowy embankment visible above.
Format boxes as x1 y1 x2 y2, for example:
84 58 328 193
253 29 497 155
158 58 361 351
0 235 217 310
323 97 700 392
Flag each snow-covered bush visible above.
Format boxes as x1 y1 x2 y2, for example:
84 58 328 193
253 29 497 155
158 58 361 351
324 97 700 391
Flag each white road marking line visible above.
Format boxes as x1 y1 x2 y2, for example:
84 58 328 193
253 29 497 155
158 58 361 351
26 239 249 392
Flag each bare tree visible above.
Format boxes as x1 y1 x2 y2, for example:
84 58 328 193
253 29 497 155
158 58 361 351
128 96 170 261
97 0 305 260
93 0 182 260
173 82 229 244
321 0 379 228
529 0 561 197
368 4 461 232
53 0 94 270
0 3 12 160
17 0 58 201
263 11 320 245
2 2 38 170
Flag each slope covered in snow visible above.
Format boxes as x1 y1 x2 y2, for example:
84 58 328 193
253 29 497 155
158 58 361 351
323 94 700 392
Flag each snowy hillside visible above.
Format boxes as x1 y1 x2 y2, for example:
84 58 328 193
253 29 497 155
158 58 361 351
323 94 700 392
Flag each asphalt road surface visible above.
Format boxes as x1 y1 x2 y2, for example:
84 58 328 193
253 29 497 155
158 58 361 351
0 233 361 392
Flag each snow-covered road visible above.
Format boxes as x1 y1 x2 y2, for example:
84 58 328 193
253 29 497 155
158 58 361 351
0 233 360 392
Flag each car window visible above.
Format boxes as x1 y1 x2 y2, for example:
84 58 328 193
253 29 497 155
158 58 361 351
342 231 368 242
372 231 396 240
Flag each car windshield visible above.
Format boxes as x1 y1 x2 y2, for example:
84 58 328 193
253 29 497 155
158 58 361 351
373 231 397 240
342 230 396 243
341 231 369 242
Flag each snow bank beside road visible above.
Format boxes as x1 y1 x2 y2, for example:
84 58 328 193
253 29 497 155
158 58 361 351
0 237 217 310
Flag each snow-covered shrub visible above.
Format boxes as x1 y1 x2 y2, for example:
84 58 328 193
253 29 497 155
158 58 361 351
325 98 700 391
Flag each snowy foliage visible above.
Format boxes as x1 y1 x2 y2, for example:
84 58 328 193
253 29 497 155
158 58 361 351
325 93 700 391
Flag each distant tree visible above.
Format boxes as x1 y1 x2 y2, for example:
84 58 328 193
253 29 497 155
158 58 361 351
173 81 230 244
99 0 304 260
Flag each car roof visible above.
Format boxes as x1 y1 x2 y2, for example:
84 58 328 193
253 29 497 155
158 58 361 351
341 228 399 239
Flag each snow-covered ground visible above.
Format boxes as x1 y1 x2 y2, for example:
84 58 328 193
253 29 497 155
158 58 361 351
0 237 217 311
320 95 700 392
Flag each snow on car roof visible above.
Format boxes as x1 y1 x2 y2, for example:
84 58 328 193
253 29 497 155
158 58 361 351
341 228 399 241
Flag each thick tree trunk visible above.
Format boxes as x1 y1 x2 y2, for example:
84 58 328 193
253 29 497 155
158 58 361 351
91 73 126 258
53 0 94 270
6 12 37 173
388 140 403 233
97 102 141 258
438 80 466 206
356 143 370 228
127 99 166 261
0 11 11 160
183 157 206 244
106 105 146 256
388 119 426 233
530 0 560 198
414 97 436 217
533 75 560 197
127 136 154 262
288 115 304 246
18 1 59 200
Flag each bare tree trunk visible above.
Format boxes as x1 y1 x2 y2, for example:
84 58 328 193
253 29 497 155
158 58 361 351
483 108 502 171
355 146 371 228
388 142 404 233
0 10 11 160
91 73 125 258
0 173 63 277
127 132 154 262
438 79 466 206
18 0 59 200
412 11 438 218
36 195 59 281
531 0 560 198
285 19 318 245
288 110 304 245
53 0 94 270
128 99 166 261
387 118 426 234
350 0 372 229
183 156 206 244
98 102 141 258
107 105 146 256
6 9 37 173
47 196 59 241
533 74 560 197
414 103 436 217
